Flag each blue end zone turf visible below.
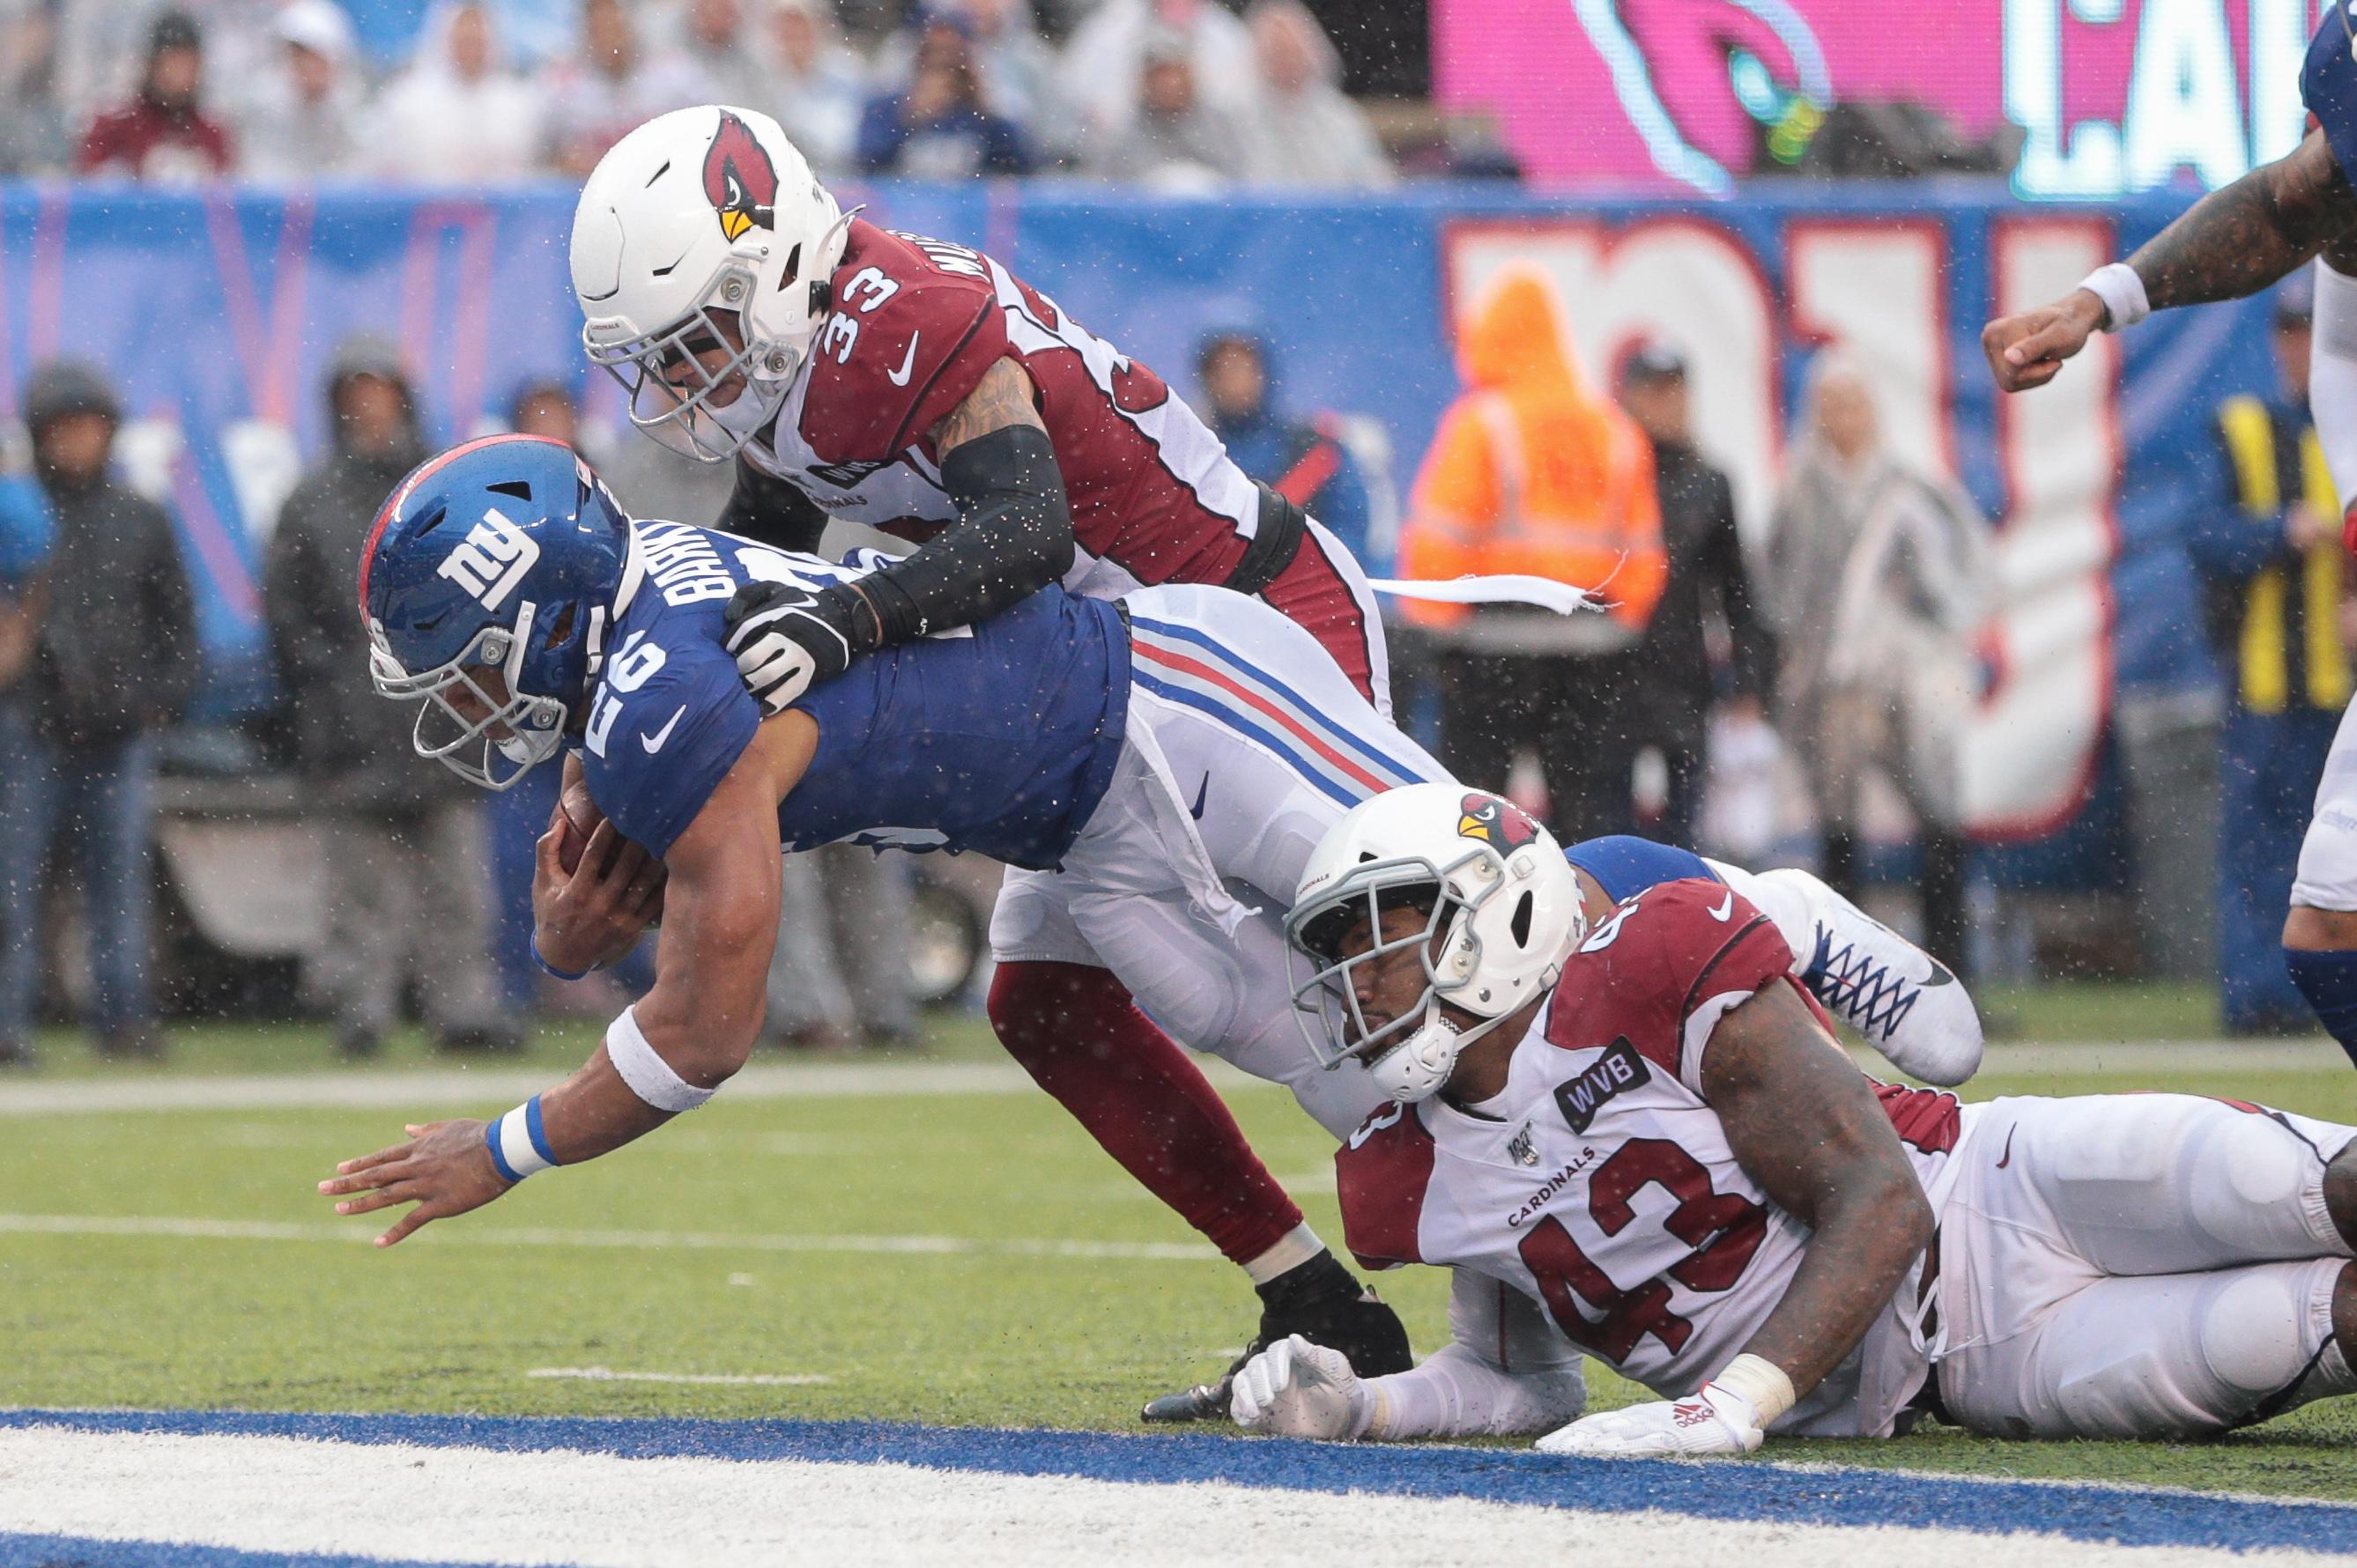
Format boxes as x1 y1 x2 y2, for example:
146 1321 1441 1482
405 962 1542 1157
0 1535 508 1568
7 1408 2354 1555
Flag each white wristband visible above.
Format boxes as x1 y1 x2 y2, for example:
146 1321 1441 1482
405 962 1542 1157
605 1004 715 1113
1710 1352 1797 1426
2079 262 2150 333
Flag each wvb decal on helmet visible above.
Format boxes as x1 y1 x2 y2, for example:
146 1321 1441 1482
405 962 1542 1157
1457 793 1540 852
703 109 777 241
436 507 542 611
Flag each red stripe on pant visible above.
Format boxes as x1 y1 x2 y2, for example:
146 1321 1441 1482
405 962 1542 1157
1257 529 1376 704
986 959 1305 1267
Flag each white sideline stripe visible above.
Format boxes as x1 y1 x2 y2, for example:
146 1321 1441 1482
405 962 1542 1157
1 1425 2331 1568
0 1060 1044 1116
525 1366 832 1387
0 1211 1219 1263
0 1039 2339 1119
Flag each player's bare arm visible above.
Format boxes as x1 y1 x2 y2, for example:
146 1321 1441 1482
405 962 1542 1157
1702 980 1935 1396
319 714 813 1246
1984 129 2357 392
724 355 1074 713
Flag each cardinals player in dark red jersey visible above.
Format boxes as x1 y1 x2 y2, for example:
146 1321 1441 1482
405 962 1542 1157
1231 784 2357 1453
568 106 1597 1415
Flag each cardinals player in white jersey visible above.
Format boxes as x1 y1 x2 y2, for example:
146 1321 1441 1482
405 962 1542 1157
1228 783 2357 1453
567 105 1594 1409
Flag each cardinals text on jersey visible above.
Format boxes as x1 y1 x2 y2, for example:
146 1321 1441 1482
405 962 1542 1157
1335 879 1968 1438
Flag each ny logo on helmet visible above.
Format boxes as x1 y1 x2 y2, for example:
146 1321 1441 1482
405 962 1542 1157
703 109 777 242
436 507 541 611
1457 793 1540 851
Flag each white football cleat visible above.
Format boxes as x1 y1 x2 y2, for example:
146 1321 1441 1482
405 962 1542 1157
1716 864 1983 1086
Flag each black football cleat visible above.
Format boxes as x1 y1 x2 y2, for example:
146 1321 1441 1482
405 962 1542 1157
1140 1250 1412 1423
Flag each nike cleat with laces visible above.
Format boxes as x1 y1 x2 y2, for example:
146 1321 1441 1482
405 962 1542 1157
1798 891 1983 1087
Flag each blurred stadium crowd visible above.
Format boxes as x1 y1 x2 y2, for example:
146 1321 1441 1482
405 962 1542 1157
0 2 2322 1067
0 0 1437 187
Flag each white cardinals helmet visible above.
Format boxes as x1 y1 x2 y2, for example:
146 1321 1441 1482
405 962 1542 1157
1287 784 1586 1102
571 105 849 462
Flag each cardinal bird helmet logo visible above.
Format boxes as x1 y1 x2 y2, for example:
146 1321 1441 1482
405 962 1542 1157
1456 793 1540 852
702 110 778 242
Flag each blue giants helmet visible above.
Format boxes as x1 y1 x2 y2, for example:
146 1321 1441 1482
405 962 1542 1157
359 433 633 789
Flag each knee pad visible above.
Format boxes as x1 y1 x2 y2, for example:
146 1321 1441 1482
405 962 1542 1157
2186 1111 2314 1251
2198 1268 2321 1399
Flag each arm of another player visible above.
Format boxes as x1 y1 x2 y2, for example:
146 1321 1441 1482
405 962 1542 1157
316 715 813 1246
1234 1269 1588 1440
1984 127 2357 392
724 357 1075 714
1538 980 1932 1457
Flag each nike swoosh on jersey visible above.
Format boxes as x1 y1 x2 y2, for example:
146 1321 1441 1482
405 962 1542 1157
641 705 687 754
1708 891 1735 921
1190 773 1210 820
1996 1125 2017 1168
887 333 922 388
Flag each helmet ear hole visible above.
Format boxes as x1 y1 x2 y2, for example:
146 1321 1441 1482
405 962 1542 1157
1511 891 1534 948
542 602 578 652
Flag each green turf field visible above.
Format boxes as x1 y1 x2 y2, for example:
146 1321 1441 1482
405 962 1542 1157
4 1002 2356 1503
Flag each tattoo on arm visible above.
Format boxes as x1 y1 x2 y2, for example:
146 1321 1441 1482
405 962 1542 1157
2133 128 2357 312
929 357 1044 457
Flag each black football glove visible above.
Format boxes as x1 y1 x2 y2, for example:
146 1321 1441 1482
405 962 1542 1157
722 579 864 715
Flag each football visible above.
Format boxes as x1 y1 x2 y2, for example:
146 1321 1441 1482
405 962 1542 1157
555 777 611 877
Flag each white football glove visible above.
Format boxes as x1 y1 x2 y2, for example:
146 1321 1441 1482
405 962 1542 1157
721 581 858 716
1534 1381 1764 1459
1229 1334 1371 1440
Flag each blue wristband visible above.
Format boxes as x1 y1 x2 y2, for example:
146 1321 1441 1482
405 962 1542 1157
531 935 593 983
485 1094 560 1184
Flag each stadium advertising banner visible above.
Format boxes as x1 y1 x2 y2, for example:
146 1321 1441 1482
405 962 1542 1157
0 182 2269 862
1434 0 2327 196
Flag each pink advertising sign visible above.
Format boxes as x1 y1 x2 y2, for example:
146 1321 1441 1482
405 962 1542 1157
1434 0 2324 198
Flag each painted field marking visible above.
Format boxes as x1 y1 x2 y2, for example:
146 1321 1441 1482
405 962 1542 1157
525 1366 832 1387
0 1211 1218 1264
0 1040 2341 1118
8 1409 2357 1564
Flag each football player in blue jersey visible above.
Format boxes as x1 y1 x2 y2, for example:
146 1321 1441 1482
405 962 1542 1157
317 433 1980 1416
1983 3 2357 1068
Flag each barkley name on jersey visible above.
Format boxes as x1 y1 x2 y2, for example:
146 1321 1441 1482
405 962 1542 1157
1335 878 1971 1439
577 518 1128 865
748 218 1281 600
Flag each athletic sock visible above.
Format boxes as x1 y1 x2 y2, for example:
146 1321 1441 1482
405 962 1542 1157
986 960 1305 1267
2285 946 2357 1070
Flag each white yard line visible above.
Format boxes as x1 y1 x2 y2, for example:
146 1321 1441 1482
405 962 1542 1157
0 1039 2338 1120
524 1366 832 1387
0 1210 1219 1264
0 1424 2327 1568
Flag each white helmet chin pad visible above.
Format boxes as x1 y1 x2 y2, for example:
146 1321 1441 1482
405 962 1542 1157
1365 1012 1466 1103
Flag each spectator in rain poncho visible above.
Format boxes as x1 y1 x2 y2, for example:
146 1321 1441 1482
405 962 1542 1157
1056 0 1257 148
1765 350 1995 976
367 1 547 181
754 0 869 178
1235 0 1391 188
236 0 367 181
542 0 715 178
1077 23 1248 189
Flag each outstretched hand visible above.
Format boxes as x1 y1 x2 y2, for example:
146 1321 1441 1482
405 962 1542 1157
1981 288 2107 393
317 1119 512 1247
